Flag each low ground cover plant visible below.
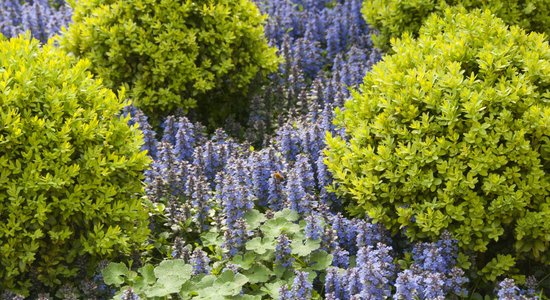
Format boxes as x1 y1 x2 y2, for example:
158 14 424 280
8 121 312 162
0 0 72 43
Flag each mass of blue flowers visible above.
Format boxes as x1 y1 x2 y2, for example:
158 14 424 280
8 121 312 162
0 0 546 299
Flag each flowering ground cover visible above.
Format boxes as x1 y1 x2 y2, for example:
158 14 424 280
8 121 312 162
0 0 548 299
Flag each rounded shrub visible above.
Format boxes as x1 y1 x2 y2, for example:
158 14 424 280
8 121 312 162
325 8 550 277
60 0 279 127
0 35 151 294
362 0 550 51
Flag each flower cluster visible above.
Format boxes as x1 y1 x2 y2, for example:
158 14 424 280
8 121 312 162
0 0 71 42
275 234 294 268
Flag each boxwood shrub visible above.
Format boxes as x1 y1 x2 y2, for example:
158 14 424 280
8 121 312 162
0 35 151 295
60 0 279 127
325 7 550 278
363 0 550 51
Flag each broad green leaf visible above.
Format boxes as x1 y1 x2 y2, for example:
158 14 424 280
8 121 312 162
138 264 156 285
261 281 287 299
245 237 273 255
273 264 287 278
102 262 129 286
291 239 321 257
202 229 222 247
308 250 333 271
144 277 184 298
230 295 263 300
196 271 249 298
141 259 192 297
243 263 271 283
154 259 192 282
261 218 300 239
244 209 266 230
194 274 217 290
273 208 299 222
231 252 256 270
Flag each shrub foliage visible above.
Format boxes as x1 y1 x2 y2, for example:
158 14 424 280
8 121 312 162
0 35 151 294
362 0 550 51
60 0 279 126
325 8 550 276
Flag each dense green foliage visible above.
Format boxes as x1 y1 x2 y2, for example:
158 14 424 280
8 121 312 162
325 8 550 277
362 0 550 51
60 0 279 127
0 35 151 294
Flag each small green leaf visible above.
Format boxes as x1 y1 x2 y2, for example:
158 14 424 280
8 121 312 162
273 264 287 278
196 271 249 298
244 209 267 230
262 281 287 299
154 259 192 282
273 208 299 221
308 250 333 271
202 229 222 247
141 259 193 297
244 263 271 283
195 274 217 290
102 262 129 286
138 264 156 285
245 237 273 255
261 217 301 239
231 252 256 270
480 254 516 281
291 239 321 257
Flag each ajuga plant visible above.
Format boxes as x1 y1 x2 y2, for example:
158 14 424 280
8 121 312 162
101 209 334 299
0 0 72 43
59 0 279 128
244 0 381 145
362 0 550 52
325 7 550 282
0 35 151 295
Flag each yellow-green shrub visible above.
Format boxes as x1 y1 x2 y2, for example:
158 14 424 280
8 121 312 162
363 0 550 52
325 8 550 277
60 0 279 126
0 35 151 294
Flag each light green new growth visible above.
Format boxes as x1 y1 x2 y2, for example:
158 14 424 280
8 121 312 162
325 7 550 278
0 35 151 295
363 0 550 52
